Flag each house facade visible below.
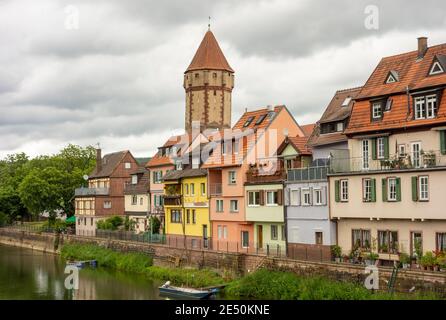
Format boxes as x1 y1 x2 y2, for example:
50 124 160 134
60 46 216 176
330 38 446 262
74 149 139 236
124 167 150 234
163 169 210 248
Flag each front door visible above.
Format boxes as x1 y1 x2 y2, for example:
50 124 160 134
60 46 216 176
202 225 208 248
257 225 263 249
411 142 421 168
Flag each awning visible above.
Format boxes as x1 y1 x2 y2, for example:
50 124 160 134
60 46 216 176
65 216 76 223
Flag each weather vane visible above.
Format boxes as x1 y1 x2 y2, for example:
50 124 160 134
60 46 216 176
208 16 211 30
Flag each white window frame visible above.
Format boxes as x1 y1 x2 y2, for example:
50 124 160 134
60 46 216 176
411 142 421 168
184 183 189 195
314 188 322 206
290 189 299 206
190 183 195 196
398 144 406 158
363 179 371 202
415 97 426 120
216 199 224 212
132 195 137 205
430 61 444 75
266 190 278 206
271 225 278 240
372 102 382 119
248 191 260 207
341 180 349 202
218 226 223 239
362 139 370 170
228 171 237 184
175 160 182 171
426 94 437 119
131 175 138 185
377 137 385 159
201 183 206 196
419 176 429 201
103 201 112 209
301 188 311 206
388 178 397 202
336 122 344 132
230 200 239 212
241 231 249 248
125 162 131 169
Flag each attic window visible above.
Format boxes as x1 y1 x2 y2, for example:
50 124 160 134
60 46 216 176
195 73 199 78
243 116 255 127
430 61 444 75
255 114 267 125
385 98 393 111
385 71 399 84
213 72 217 78
341 97 352 107
125 162 131 169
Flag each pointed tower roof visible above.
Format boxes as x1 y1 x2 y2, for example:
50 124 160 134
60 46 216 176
185 30 234 73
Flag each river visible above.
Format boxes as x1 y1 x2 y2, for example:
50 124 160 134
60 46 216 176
0 244 169 300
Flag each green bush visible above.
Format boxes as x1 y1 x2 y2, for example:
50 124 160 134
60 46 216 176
97 216 124 230
145 266 224 288
61 243 152 273
420 252 436 267
331 245 342 258
0 212 10 226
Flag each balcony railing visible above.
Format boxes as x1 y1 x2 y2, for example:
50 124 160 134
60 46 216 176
75 187 109 196
330 150 446 174
209 183 222 195
163 195 182 206
287 166 329 182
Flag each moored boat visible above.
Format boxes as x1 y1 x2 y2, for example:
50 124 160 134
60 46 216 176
158 281 218 299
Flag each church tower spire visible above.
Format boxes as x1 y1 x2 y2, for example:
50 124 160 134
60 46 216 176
184 29 234 133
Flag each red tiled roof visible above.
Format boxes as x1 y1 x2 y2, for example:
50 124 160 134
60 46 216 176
300 123 316 137
346 42 446 134
232 106 285 132
185 30 234 73
287 136 312 155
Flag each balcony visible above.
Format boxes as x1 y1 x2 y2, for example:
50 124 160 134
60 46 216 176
163 195 182 206
246 169 286 184
209 183 222 195
287 166 329 182
75 187 109 196
330 150 446 174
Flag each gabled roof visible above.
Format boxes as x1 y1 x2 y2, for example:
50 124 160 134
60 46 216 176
162 168 207 182
307 87 362 147
185 30 234 73
346 42 446 134
89 151 131 179
278 136 312 156
357 43 446 100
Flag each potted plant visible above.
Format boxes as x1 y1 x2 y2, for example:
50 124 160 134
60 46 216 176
364 252 379 266
436 252 446 272
420 251 436 271
331 245 342 263
422 150 436 167
399 252 411 269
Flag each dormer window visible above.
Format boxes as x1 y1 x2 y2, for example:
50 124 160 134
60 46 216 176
243 116 255 127
341 97 352 107
429 61 444 75
336 122 344 132
372 102 382 119
385 70 399 84
175 160 183 171
384 97 393 112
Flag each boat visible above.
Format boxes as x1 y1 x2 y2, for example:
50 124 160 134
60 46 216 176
158 281 218 299
66 260 97 269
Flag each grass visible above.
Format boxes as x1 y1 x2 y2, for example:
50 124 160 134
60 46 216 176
60 243 226 287
224 269 442 300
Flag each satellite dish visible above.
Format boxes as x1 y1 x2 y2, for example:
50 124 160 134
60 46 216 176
83 175 89 181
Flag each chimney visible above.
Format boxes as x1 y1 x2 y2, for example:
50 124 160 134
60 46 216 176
96 148 102 173
417 37 428 59
267 105 273 111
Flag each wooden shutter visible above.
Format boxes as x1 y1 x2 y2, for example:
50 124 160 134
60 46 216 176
441 131 446 155
259 190 265 206
371 138 377 160
371 179 376 202
277 189 283 206
383 137 390 159
335 180 340 202
382 178 388 202
412 176 419 202
396 177 402 202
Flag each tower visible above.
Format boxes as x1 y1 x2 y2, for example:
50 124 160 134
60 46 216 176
184 30 234 133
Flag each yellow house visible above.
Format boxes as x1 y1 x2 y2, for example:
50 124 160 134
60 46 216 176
162 168 210 249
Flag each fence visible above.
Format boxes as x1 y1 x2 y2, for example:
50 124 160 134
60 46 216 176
287 166 329 182
95 229 166 244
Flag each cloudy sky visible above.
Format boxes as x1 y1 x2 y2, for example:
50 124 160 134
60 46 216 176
1 0 446 159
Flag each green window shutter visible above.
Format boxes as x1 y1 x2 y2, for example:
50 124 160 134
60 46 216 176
411 176 419 202
441 131 446 155
371 179 376 202
383 137 390 159
396 178 402 202
335 180 340 202
382 178 387 202
371 138 377 160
